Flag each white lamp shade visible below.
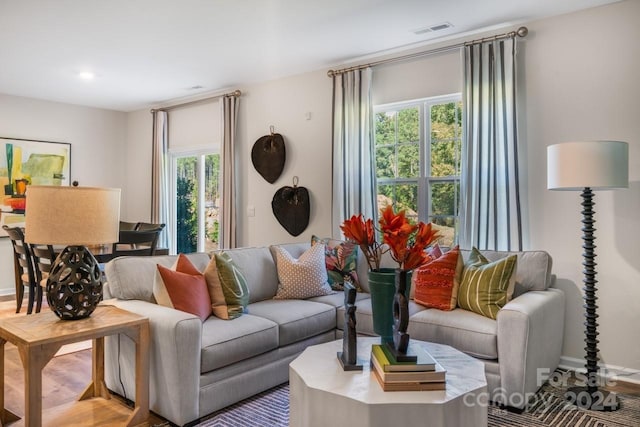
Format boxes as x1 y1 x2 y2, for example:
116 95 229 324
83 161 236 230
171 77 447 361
547 141 629 190
25 186 121 245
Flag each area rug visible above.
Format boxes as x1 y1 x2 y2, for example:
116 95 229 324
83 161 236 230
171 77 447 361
194 371 639 427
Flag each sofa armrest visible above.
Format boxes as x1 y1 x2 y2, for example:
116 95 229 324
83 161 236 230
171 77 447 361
103 299 202 426
496 288 565 408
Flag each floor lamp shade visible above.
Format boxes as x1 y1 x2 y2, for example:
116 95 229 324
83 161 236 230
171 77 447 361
24 186 121 320
546 140 628 411
547 141 628 190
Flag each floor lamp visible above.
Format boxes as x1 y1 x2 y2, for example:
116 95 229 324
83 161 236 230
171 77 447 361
547 140 628 411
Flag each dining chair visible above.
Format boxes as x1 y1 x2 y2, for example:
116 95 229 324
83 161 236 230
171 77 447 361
119 220 139 231
112 229 162 258
30 243 57 313
3 225 38 314
134 222 165 232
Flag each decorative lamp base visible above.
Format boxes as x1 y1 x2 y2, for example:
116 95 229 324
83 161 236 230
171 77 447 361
566 386 619 411
46 245 103 320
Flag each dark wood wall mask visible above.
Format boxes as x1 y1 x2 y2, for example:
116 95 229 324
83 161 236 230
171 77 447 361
251 127 286 183
272 177 310 237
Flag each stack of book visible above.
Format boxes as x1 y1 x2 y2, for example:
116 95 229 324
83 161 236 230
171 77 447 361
370 342 446 391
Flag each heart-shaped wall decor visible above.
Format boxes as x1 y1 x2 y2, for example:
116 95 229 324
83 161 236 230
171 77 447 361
251 132 286 183
272 181 310 237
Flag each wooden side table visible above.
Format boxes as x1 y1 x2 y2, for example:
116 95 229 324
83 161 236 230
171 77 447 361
0 305 149 427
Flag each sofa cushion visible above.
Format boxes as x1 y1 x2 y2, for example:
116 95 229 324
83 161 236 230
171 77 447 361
272 244 335 299
222 246 280 303
460 249 553 297
413 246 463 311
408 308 498 360
154 255 212 322
105 253 211 302
458 249 517 320
248 299 336 346
200 314 279 373
311 235 361 292
336 298 427 336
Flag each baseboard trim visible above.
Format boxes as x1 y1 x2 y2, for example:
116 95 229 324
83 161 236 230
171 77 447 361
559 355 640 386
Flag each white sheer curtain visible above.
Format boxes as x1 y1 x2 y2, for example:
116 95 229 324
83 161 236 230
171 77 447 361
220 94 240 249
331 67 376 237
459 37 523 251
151 110 170 250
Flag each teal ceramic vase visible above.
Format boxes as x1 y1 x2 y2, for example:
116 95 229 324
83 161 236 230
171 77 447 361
368 268 412 344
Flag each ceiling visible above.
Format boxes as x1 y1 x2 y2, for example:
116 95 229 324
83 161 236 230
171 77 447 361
0 0 620 112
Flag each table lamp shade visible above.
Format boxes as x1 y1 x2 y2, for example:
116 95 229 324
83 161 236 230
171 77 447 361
547 141 628 190
25 186 121 245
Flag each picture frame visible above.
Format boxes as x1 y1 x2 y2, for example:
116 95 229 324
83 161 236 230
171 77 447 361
0 136 71 237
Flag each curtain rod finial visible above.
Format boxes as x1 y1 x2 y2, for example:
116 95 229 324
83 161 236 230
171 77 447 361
232 89 242 97
516 27 528 38
327 70 335 78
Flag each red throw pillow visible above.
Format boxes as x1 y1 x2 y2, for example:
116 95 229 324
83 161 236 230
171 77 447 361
413 246 463 311
154 254 212 321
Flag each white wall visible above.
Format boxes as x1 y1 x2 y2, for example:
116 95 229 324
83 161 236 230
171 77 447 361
523 0 640 379
111 0 640 381
0 94 126 295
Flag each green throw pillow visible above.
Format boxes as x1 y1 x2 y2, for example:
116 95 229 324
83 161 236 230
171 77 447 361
213 252 250 318
457 248 517 319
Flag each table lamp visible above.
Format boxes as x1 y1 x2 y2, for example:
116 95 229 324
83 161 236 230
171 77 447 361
25 185 121 320
547 140 628 411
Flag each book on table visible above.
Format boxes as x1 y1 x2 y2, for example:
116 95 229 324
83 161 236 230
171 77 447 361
370 348 446 383
371 366 446 391
371 343 437 372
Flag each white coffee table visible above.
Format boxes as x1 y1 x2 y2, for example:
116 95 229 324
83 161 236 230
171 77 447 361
289 337 487 427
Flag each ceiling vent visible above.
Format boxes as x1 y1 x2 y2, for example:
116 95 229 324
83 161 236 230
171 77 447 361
413 22 453 35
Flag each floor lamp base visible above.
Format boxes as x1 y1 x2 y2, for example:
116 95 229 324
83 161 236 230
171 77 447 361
566 386 620 411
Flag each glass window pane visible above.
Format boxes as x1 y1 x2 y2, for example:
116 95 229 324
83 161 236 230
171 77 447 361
398 107 419 143
429 218 457 248
375 146 395 179
395 183 418 223
204 154 220 252
397 143 419 178
377 184 394 214
431 181 456 216
176 156 198 253
375 111 396 146
430 141 456 177
431 102 460 140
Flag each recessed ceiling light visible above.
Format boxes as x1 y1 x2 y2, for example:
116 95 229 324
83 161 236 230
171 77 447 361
78 71 95 80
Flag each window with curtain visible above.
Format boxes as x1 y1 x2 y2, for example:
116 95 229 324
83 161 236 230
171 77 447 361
170 150 221 253
374 94 462 247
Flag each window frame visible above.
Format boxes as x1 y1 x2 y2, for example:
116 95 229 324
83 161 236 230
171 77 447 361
374 93 462 243
169 146 220 253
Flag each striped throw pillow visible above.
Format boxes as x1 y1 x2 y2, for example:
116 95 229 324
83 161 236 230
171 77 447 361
413 246 463 311
457 248 517 319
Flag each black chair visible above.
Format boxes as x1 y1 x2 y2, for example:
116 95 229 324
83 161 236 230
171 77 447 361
30 243 56 313
3 225 39 314
134 222 165 232
119 221 139 231
111 229 162 258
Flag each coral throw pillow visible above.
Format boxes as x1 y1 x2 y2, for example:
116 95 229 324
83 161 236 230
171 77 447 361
457 247 518 320
311 235 361 291
153 254 212 322
413 246 463 311
272 243 335 299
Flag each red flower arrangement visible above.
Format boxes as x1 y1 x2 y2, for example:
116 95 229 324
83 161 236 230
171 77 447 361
341 205 439 271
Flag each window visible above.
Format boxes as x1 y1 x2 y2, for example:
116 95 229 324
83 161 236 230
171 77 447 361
170 151 221 253
374 94 462 247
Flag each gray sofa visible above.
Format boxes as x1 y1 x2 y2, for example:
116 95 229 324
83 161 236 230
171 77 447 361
102 243 564 426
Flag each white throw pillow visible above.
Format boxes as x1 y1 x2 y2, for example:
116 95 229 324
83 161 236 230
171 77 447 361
272 243 335 299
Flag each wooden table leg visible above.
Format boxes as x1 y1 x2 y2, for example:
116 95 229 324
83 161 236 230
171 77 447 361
79 337 110 401
123 323 150 426
0 338 20 427
18 343 59 427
